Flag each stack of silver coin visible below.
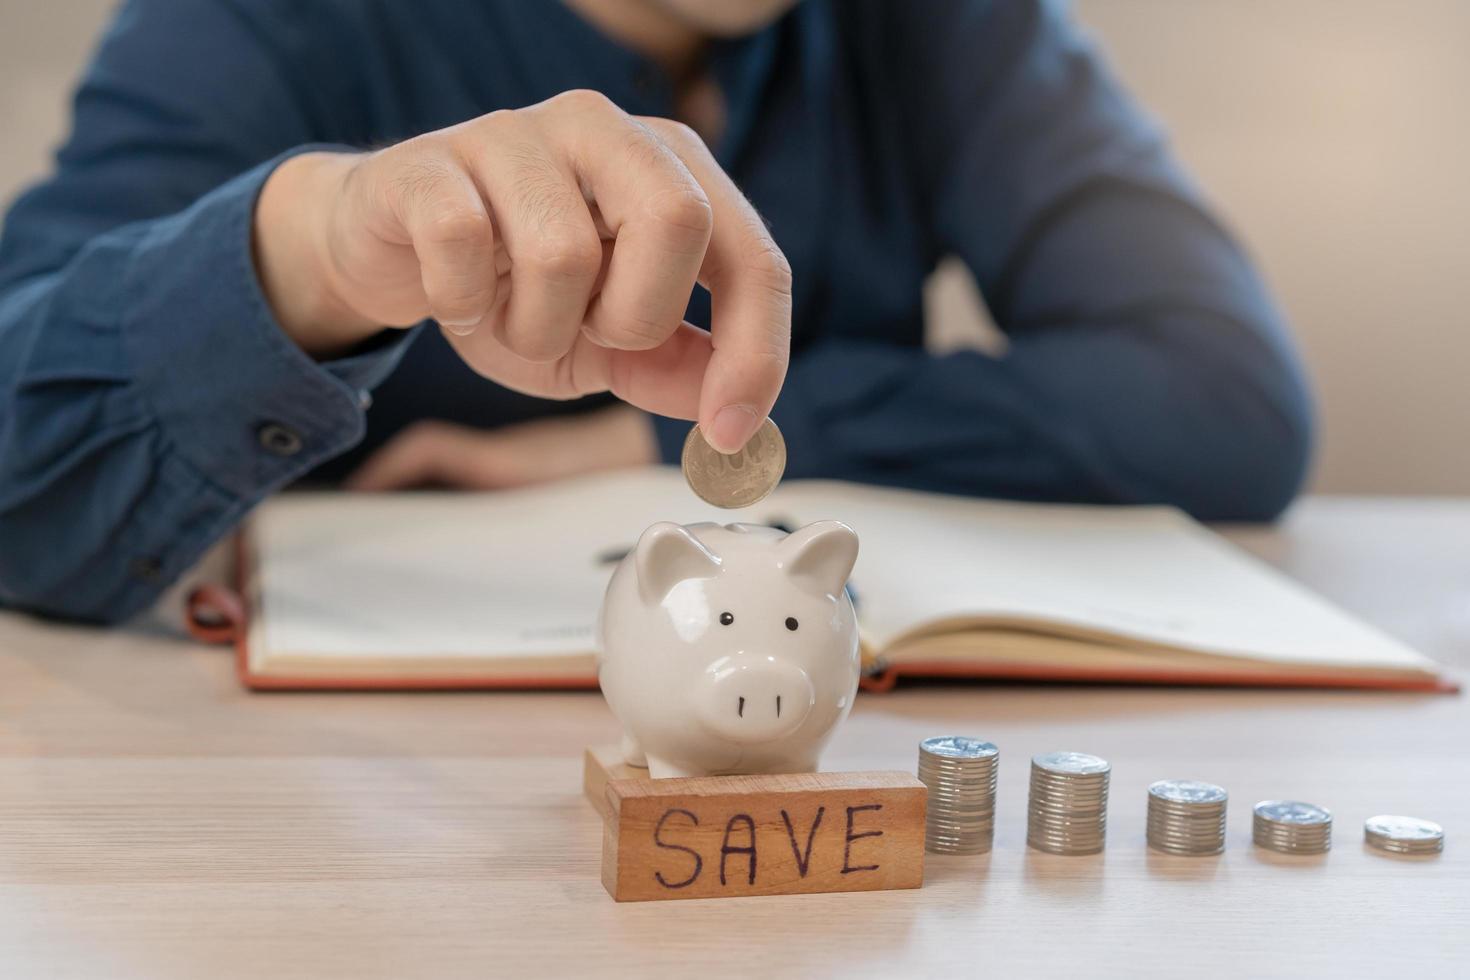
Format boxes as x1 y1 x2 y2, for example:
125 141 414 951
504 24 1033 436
1146 779 1228 855
1027 751 1111 855
1253 800 1333 854
1364 815 1444 855
917 736 999 854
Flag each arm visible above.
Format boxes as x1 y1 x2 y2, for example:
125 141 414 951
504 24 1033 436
1 5 794 623
774 0 1311 520
0 1 403 623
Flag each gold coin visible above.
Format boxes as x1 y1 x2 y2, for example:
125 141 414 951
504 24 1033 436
681 418 787 509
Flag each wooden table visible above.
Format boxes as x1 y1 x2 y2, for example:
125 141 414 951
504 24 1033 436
1 498 1466 978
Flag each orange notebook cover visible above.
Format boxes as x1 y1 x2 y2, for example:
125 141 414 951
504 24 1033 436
185 470 1454 694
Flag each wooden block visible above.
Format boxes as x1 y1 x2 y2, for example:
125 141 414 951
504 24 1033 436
600 770 925 902
583 744 650 822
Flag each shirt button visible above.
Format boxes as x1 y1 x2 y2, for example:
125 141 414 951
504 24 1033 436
257 422 303 457
130 556 163 582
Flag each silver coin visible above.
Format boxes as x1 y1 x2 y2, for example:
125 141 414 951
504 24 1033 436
924 783 997 795
1149 813 1227 852
1030 784 1108 797
919 776 997 789
1255 800 1331 826
1029 780 1108 791
1149 821 1227 834
1366 839 1442 855
1149 834 1226 846
1148 836 1224 855
1254 822 1332 837
927 802 996 811
1033 751 1111 776
1029 789 1108 802
1149 830 1226 845
681 418 786 508
1255 839 1331 854
1149 800 1227 815
1148 810 1227 824
1364 815 1443 846
921 736 999 760
1149 779 1228 806
1032 842 1106 851
1255 830 1332 843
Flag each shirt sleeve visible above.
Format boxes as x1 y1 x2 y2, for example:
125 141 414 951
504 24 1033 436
662 0 1312 521
0 0 410 623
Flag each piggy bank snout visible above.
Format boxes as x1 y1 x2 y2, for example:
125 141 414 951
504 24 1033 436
696 659 815 744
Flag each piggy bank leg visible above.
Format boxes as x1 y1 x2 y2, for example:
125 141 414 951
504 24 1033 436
620 733 648 769
778 760 820 775
777 749 823 775
645 755 705 779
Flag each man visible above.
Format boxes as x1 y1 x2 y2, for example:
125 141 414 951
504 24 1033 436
0 0 1313 623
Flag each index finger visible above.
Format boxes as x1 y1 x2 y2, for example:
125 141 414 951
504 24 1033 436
639 118 792 454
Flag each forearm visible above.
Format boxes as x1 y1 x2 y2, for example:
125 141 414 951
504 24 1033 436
859 0 1309 518
649 181 1314 518
0 157 407 622
650 312 1310 522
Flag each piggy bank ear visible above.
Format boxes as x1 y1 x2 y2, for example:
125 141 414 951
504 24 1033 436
777 521 859 598
634 522 721 604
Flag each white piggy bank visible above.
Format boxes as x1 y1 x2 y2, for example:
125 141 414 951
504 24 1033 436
597 520 861 779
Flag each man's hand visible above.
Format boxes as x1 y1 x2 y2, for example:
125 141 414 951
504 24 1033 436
343 404 658 492
253 90 791 454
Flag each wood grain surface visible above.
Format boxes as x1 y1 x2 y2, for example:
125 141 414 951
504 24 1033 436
0 498 1466 978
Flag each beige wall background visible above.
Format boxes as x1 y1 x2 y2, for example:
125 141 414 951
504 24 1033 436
3 1 1465 494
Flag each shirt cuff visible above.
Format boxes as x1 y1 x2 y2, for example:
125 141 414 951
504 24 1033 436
321 327 417 396
119 147 412 497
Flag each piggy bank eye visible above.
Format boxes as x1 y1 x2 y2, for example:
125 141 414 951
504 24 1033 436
785 617 799 631
719 611 734 626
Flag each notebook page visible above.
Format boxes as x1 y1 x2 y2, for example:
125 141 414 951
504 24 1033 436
254 469 753 660
777 481 1436 672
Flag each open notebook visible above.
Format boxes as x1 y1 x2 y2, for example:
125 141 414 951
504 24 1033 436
186 468 1450 692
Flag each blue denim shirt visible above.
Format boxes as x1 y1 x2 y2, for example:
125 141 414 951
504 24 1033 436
0 0 1313 622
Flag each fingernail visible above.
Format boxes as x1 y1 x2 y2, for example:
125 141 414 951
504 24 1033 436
439 317 479 337
708 405 762 454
